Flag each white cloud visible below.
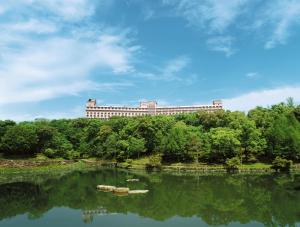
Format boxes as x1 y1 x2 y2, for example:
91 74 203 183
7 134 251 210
136 55 196 83
0 105 85 122
143 8 155 20
0 0 140 106
163 0 249 33
0 5 6 14
161 0 300 49
162 55 190 79
1 19 58 34
246 72 259 79
263 0 300 49
0 0 95 21
96 34 139 73
38 0 95 21
0 34 138 105
206 36 236 57
162 1 248 55
224 86 300 111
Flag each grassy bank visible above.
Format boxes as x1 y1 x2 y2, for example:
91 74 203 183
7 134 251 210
116 156 300 173
0 157 126 185
1 156 300 175
0 158 106 184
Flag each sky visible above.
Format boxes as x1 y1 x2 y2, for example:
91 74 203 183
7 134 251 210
0 0 300 121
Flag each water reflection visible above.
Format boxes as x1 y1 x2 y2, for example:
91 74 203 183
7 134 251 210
0 169 300 226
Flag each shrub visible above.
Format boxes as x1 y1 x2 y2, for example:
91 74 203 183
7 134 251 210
43 148 57 158
116 151 127 162
246 154 258 163
146 155 162 170
65 150 80 160
0 124 38 156
225 157 241 172
119 159 133 169
271 156 293 172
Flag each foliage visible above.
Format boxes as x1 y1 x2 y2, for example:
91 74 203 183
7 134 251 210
43 148 56 158
146 155 162 170
271 156 293 172
0 120 16 139
225 157 241 172
0 124 38 156
0 99 300 164
208 127 241 163
268 113 300 160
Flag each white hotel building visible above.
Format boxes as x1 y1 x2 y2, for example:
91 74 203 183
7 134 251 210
86 99 223 120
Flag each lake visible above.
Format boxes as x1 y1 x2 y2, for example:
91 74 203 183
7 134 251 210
0 168 300 227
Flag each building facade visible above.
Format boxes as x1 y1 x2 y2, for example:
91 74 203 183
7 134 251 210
86 99 223 119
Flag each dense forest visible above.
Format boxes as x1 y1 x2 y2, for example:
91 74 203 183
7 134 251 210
1 98 300 165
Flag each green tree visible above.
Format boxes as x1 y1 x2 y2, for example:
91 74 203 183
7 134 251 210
85 119 103 142
161 122 201 162
42 133 74 159
227 111 266 162
0 120 16 138
36 125 57 152
0 120 16 154
197 110 228 130
248 107 274 131
0 124 38 156
116 139 130 161
286 97 295 108
97 125 113 142
102 133 119 159
268 113 300 160
127 136 146 158
208 127 241 163
162 121 189 162
225 157 241 172
271 156 293 172
293 105 300 122
1 99 299 163
186 134 202 162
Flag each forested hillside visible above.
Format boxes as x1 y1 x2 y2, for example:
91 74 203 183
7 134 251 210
1 99 300 164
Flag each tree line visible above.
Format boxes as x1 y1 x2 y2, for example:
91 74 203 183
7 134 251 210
0 98 300 164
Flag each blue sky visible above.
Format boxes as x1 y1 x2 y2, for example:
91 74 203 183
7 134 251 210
0 0 300 121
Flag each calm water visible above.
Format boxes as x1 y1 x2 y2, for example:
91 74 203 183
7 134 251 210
0 169 300 227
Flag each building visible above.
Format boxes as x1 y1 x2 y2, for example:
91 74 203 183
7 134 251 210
86 99 223 119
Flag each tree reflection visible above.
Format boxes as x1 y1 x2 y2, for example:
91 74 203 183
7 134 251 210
0 170 300 226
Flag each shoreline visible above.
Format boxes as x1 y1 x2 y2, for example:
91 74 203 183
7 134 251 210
1 158 300 174
116 162 300 174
